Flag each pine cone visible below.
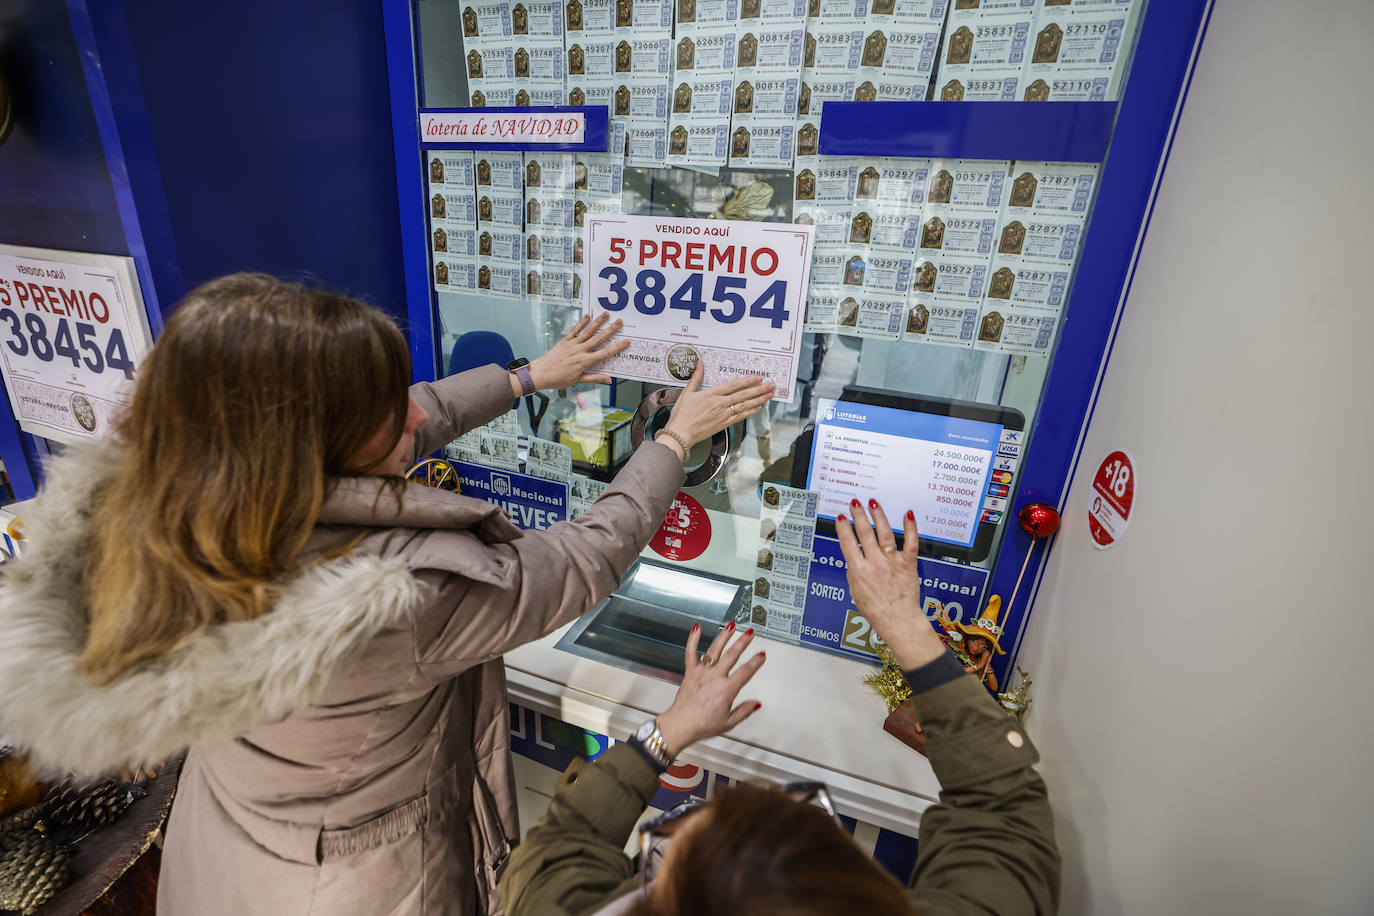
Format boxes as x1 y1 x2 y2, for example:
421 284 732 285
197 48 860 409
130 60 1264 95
0 829 70 915
40 778 133 832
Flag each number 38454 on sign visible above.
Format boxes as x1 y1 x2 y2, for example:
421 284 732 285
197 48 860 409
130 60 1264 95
583 214 815 399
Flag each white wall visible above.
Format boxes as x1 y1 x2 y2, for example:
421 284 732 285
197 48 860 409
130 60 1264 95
1014 1 1374 912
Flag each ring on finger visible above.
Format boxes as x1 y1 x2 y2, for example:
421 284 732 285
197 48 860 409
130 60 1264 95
728 403 737 415
880 544 897 554
700 654 716 668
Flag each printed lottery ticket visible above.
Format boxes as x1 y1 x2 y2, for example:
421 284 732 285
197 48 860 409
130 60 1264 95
759 483 819 549
675 0 739 26
1022 2 1141 101
793 156 857 204
983 258 1071 311
901 294 977 348
727 116 795 169
476 153 524 191
993 214 1085 265
935 69 1021 101
804 22 864 72
513 40 566 81
525 191 577 229
461 0 513 38
735 23 806 72
478 227 523 261
849 157 932 211
566 77 614 109
837 290 905 339
1003 161 1099 217
808 0 867 17
733 75 800 116
470 83 516 107
622 118 668 167
611 79 669 119
793 204 852 247
753 483 820 638
799 73 857 119
477 428 521 469
433 255 479 293
431 188 477 225
803 284 843 332
739 0 807 20
432 222 477 259
525 437 573 481
972 302 1057 356
568 474 610 518
910 251 992 301
478 261 523 298
563 0 614 33
566 36 615 77
427 152 476 190
675 24 738 73
666 118 730 165
916 212 998 258
512 0 565 35
939 3 1034 72
524 153 577 193
848 206 921 250
615 0 673 29
477 191 524 230
865 0 947 23
925 158 1010 213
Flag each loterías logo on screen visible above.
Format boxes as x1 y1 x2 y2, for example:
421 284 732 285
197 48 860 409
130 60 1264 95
825 406 835 421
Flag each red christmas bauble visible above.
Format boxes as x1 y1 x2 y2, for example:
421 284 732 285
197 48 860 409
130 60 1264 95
1018 501 1060 539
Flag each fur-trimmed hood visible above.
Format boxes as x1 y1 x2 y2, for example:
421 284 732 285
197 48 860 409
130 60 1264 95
0 440 423 779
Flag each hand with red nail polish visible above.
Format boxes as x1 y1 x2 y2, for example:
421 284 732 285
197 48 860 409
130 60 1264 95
656 621 766 754
835 497 946 669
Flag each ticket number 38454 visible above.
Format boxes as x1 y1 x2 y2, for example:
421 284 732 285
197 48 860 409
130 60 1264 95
594 237 792 329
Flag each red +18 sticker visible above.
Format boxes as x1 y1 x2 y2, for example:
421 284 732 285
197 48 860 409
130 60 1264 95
1088 449 1135 549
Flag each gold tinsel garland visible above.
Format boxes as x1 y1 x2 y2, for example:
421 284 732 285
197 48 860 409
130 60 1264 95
861 643 913 714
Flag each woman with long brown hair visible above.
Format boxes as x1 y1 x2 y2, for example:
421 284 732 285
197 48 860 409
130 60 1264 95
0 273 773 915
500 503 1060 915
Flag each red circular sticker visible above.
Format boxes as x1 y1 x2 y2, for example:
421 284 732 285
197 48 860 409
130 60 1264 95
650 491 711 561
1088 449 1135 549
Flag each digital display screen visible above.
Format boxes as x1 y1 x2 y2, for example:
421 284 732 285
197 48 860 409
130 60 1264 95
807 398 1003 548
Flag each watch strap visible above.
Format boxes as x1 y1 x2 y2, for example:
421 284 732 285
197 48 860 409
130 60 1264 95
511 363 536 397
626 736 672 775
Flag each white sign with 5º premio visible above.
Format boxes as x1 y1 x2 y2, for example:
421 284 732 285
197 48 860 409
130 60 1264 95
0 245 154 444
582 213 814 401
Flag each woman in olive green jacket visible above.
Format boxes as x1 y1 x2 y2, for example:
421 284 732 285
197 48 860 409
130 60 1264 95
500 504 1060 915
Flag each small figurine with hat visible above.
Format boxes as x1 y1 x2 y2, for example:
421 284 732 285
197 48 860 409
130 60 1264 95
949 594 1006 691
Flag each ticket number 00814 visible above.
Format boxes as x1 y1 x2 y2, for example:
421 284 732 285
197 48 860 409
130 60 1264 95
595 236 791 329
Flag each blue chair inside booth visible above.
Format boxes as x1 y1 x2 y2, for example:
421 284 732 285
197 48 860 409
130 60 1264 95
447 331 549 436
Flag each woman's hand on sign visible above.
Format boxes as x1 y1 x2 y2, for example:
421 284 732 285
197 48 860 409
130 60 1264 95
835 502 946 670
527 313 630 391
665 360 773 450
656 621 765 755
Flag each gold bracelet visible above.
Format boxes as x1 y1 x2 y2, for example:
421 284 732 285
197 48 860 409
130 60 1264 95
655 428 690 461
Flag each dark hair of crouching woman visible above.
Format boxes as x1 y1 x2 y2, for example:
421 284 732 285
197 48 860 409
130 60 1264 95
500 503 1060 915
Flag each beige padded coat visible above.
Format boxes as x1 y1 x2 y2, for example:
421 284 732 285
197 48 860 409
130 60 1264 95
0 365 684 916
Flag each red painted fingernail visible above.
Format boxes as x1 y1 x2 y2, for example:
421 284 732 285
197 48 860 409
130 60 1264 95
837 513 847 523
691 623 699 634
906 509 915 521
754 702 763 711
851 498 862 508
745 628 755 637
868 498 879 510
726 620 736 631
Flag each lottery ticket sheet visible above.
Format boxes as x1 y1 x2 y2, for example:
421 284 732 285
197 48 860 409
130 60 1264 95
751 484 819 637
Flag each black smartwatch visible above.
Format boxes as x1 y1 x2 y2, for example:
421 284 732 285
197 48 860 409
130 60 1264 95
507 358 536 397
